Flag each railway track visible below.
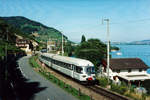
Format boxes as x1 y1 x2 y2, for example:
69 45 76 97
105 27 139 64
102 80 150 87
86 85 131 100
37 58 132 100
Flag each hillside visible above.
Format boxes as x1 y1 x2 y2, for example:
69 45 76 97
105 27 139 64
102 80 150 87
0 16 67 42
0 18 23 57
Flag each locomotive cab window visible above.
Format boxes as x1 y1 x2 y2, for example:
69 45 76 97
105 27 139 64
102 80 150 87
87 67 95 74
75 66 83 74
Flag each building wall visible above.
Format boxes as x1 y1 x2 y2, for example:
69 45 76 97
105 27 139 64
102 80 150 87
102 65 147 81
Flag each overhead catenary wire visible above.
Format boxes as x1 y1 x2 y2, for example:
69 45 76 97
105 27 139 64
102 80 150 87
107 18 150 25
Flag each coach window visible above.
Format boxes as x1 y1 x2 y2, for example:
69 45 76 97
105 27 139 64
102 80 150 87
67 63 71 69
52 59 54 63
58 61 60 66
67 64 72 70
48 58 51 61
76 66 83 74
62 63 65 68
56 60 58 65
70 65 73 70
72 65 76 71
60 61 63 66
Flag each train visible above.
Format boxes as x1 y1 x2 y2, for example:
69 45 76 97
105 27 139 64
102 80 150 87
39 53 96 82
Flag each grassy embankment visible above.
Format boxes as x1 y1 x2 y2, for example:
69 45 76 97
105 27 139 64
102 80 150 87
97 77 150 100
29 55 92 100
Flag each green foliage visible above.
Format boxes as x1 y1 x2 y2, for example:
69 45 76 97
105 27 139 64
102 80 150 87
0 19 17 43
97 77 109 87
0 16 68 42
111 83 128 95
75 38 107 69
142 80 150 95
64 42 74 56
0 19 23 57
29 55 40 68
81 35 86 43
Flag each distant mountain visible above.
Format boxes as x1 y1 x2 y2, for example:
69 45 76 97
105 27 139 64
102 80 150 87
111 40 150 45
111 42 129 45
0 16 67 42
130 40 150 45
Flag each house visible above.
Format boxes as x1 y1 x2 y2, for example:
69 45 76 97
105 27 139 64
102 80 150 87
101 58 150 86
16 39 31 53
47 40 56 51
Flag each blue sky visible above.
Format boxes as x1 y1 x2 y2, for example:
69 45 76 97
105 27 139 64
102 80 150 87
1 0 150 42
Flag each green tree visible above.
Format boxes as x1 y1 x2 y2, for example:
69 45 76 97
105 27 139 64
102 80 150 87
64 42 73 56
81 35 86 43
75 38 107 70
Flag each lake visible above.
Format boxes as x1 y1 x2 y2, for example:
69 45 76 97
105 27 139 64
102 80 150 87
111 45 150 73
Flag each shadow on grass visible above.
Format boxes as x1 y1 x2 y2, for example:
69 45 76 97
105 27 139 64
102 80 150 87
0 54 47 100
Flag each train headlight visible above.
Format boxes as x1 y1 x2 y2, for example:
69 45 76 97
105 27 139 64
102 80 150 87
87 77 93 81
82 75 86 78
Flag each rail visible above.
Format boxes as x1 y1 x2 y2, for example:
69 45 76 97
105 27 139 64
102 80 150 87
87 85 132 100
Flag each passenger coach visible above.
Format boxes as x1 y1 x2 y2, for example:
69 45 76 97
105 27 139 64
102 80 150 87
39 53 95 82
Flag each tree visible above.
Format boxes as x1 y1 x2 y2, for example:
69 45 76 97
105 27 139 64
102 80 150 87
81 35 86 43
64 42 73 56
75 38 107 70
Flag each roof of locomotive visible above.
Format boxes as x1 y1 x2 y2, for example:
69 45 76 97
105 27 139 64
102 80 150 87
41 53 94 67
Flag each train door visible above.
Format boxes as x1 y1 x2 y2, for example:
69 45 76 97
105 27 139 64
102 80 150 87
73 65 82 80
70 65 74 77
73 65 78 79
72 65 75 78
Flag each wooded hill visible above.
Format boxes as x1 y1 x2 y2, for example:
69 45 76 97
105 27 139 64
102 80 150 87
0 16 67 43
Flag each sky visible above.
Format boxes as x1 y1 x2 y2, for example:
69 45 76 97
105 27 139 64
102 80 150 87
1 0 150 42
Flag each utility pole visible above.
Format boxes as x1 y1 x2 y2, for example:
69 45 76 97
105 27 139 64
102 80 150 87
46 39 48 52
5 28 8 81
47 35 49 53
61 33 64 56
103 19 110 82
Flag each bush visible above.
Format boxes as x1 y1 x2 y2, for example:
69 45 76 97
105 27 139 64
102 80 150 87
98 77 109 87
111 83 128 95
29 55 40 68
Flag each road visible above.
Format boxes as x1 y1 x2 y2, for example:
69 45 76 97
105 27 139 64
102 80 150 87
18 56 78 100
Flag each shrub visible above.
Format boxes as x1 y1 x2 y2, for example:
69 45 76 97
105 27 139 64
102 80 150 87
111 83 128 95
98 77 109 87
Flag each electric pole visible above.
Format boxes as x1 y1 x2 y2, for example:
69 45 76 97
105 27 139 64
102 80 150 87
103 19 110 82
5 28 8 81
62 33 64 56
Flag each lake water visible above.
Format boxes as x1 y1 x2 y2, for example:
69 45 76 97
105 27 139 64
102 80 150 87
111 45 150 73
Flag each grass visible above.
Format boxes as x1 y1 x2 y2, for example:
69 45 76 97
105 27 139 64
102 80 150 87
29 55 40 68
97 77 150 100
29 55 91 100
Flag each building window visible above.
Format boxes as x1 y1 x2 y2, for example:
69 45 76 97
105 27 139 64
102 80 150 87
117 70 120 73
139 69 142 72
128 69 131 73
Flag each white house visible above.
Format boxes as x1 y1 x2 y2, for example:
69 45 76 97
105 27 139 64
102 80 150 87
101 58 150 86
47 40 56 51
16 39 31 52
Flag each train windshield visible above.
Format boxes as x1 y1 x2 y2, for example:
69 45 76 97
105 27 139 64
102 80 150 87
87 67 95 74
